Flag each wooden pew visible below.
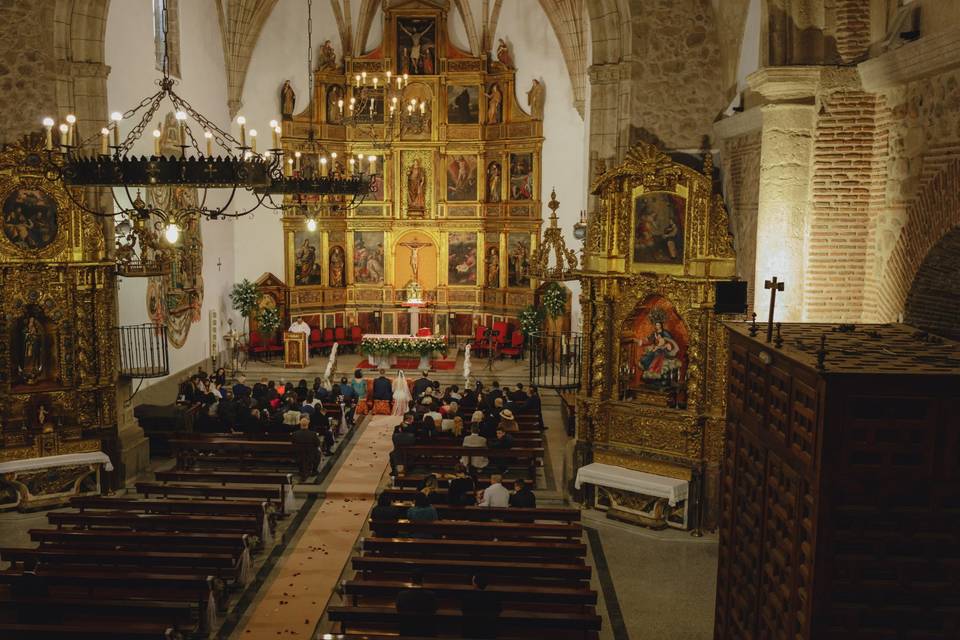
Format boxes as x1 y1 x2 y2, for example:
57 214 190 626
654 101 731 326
390 474 516 489
47 511 262 537
70 496 274 534
341 579 597 608
0 621 180 639
327 605 601 639
154 469 294 487
29 529 250 555
168 438 299 472
361 537 587 560
1 547 241 581
395 444 544 476
368 519 583 541
135 481 288 514
352 556 590 581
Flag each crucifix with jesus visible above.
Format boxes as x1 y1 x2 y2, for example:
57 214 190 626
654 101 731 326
764 276 784 343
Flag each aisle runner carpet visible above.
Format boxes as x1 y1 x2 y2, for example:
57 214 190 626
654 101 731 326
236 415 400 639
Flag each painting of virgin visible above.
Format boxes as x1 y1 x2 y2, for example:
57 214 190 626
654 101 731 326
397 17 436 75
353 231 384 284
447 155 477 201
633 192 685 264
620 295 688 391
448 232 477 285
3 188 58 250
294 231 322 285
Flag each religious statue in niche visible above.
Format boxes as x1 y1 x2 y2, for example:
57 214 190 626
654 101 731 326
620 296 688 394
406 158 427 214
353 231 384 284
397 17 435 75
448 232 477 286
485 244 500 288
447 85 479 124
327 85 344 124
329 245 346 288
633 191 685 264
485 83 503 124
507 233 531 287
3 187 58 250
526 78 545 120
280 80 296 119
318 39 338 71
509 153 534 200
294 231 322 285
17 309 47 385
486 161 502 202
447 155 477 201
496 38 514 68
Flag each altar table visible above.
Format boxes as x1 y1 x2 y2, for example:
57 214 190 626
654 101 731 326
0 451 113 511
575 462 690 529
361 334 447 370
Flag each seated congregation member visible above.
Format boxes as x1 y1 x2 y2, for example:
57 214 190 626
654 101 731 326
282 398 303 428
371 492 401 521
479 473 510 508
217 389 238 432
509 382 529 403
371 368 393 415
448 469 477 506
291 417 320 479
488 426 514 472
317 421 335 456
461 573 502 639
241 406 265 436
509 478 537 508
395 570 437 637
485 380 504 408
389 416 417 475
230 374 249 401
295 379 309 402
498 408 519 433
312 377 329 402
300 392 316 416
459 387 478 411
469 410 485 435
451 415 464 437
413 369 433 400
213 367 227 388
460 424 488 471
439 401 459 431
480 401 501 440
444 384 462 401
419 415 438 440
406 491 439 522
350 369 370 418
252 376 268 402
527 384 544 429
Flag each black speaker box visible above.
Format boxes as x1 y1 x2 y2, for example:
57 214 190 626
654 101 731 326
715 280 747 314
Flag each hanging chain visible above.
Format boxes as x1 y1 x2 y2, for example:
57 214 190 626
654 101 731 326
161 0 170 81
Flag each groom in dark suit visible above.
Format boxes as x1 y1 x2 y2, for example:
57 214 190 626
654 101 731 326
372 369 393 415
413 370 433 400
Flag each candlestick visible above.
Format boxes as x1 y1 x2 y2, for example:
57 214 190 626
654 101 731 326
269 119 279 147
373 77 378 89
403 73 409 86
285 158 293 177
320 157 328 177
100 128 109 155
361 71 367 85
236 115 246 147
203 131 213 156
111 112 122 147
348 157 355 175
65 114 76 147
43 117 54 150
294 151 301 172
337 99 344 114
396 76 402 90
420 101 426 114
249 129 257 153
152 129 161 156
386 71 392 85
58 123 68 150
355 74 361 88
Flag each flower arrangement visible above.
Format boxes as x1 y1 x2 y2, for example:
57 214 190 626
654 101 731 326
519 305 544 337
229 279 262 338
255 306 281 347
361 335 447 357
542 282 567 318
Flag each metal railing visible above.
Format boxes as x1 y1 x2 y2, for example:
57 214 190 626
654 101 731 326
529 331 582 390
116 323 170 379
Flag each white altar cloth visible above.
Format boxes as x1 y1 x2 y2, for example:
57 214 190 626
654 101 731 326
575 462 688 506
0 451 113 474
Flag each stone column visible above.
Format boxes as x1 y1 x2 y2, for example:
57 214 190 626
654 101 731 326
115 380 151 484
748 68 820 321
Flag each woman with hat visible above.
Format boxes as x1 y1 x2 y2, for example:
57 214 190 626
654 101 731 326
498 408 519 432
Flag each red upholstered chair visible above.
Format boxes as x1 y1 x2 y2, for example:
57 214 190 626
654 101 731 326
416 327 432 337
322 327 335 344
334 326 347 344
470 325 490 355
347 325 363 351
248 330 266 358
492 321 509 346
500 331 525 359
309 327 323 355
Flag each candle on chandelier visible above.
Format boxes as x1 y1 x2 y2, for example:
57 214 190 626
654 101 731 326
285 157 293 177
295 150 302 172
420 101 426 115
348 157 355 174
337 99 344 115
396 76 402 90
57 124 68 150
65 114 76 147
361 71 367 86
204 130 213 156
386 71 392 85
111 112 123 147
100 128 109 155
175 111 187 146
369 98 375 116
152 129 162 156
372 77 379 90
407 104 413 115
368 155 376 173
236 115 246 147
269 120 279 147
403 73 409 86
355 74 361 88
42 117 54 150
320 156 328 177
250 129 258 153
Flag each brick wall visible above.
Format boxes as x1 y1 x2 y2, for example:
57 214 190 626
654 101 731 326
904 226 960 339
835 0 871 63
721 131 762 313
805 90 887 322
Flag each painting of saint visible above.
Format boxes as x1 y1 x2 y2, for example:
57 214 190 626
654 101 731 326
446 155 477 201
353 231 384 284
329 245 346 288
507 233 530 287
326 85 344 124
448 232 477 286
397 17 435 75
620 296 688 391
3 188 58 250
294 231 322 285
485 83 503 124
485 245 500 288
406 157 427 213
486 161 501 203
509 153 534 201
447 85 480 124
633 192 685 264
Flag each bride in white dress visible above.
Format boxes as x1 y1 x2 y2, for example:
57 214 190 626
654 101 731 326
392 370 411 416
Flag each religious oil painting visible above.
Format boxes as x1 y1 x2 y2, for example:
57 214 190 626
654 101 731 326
293 230 323 286
509 153 534 200
486 161 502 203
633 191 685 264
396 17 436 75
353 231 385 285
447 85 480 124
3 188 58 250
507 232 531 287
446 155 478 201
448 232 477 286
620 295 689 392
485 232 501 288
328 245 346 288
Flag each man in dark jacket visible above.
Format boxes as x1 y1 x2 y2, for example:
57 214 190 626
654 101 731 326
396 570 437 636
412 370 433 400
291 417 320 479
509 478 537 508
232 374 251 401
461 573 501 638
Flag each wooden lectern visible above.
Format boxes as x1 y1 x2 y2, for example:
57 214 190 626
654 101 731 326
283 332 307 368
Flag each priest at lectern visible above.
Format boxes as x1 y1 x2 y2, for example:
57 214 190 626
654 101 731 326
288 317 312 364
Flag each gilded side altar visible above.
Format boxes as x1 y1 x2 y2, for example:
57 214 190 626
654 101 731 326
575 142 737 529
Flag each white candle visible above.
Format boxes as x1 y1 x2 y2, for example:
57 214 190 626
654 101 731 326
236 115 246 147
285 158 293 176
111 112 123 147
373 77 379 89
294 151 301 172
403 73 409 86
355 74 361 87
386 71 392 85
320 157 328 176
269 119 279 147
249 129 257 153
337 99 344 114
175 111 187 147
204 130 213 156
43 117 54 150
349 158 355 175
368 155 376 173
361 71 367 85
58 124 68 149
420 101 426 114
152 129 161 155
65 114 76 147
100 128 109 155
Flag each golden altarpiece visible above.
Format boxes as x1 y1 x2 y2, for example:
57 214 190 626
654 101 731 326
280 0 542 336
0 138 117 510
575 143 737 530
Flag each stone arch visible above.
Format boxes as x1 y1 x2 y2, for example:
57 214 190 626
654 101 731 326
903 226 960 340
583 0 630 65
879 159 960 323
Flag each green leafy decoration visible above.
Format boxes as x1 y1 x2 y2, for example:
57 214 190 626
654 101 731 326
542 282 567 318
519 305 545 337
361 336 448 357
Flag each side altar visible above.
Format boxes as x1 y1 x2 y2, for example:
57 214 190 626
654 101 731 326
574 142 739 531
